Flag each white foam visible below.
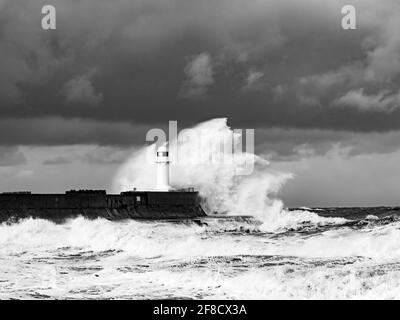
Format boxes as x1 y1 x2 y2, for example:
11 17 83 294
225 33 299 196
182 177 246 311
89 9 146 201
1 216 399 261
2 217 400 299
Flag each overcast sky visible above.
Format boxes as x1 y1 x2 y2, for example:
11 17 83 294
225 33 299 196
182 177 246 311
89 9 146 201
1 0 400 206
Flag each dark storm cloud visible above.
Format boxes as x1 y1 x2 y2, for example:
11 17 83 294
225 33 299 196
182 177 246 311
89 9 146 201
82 146 133 164
0 117 155 146
256 128 400 161
1 0 400 147
41 146 133 165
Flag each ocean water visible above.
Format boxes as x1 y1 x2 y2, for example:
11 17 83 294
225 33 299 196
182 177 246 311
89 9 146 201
1 208 400 300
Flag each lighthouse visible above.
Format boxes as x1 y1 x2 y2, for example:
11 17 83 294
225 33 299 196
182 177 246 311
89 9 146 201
155 144 171 191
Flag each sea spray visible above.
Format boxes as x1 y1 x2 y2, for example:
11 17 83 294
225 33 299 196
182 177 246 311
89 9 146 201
111 118 346 231
112 118 293 224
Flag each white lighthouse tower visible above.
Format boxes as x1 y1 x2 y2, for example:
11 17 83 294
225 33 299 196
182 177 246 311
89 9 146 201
155 144 171 191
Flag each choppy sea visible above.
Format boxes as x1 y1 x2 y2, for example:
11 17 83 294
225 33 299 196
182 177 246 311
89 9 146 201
1 207 400 299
